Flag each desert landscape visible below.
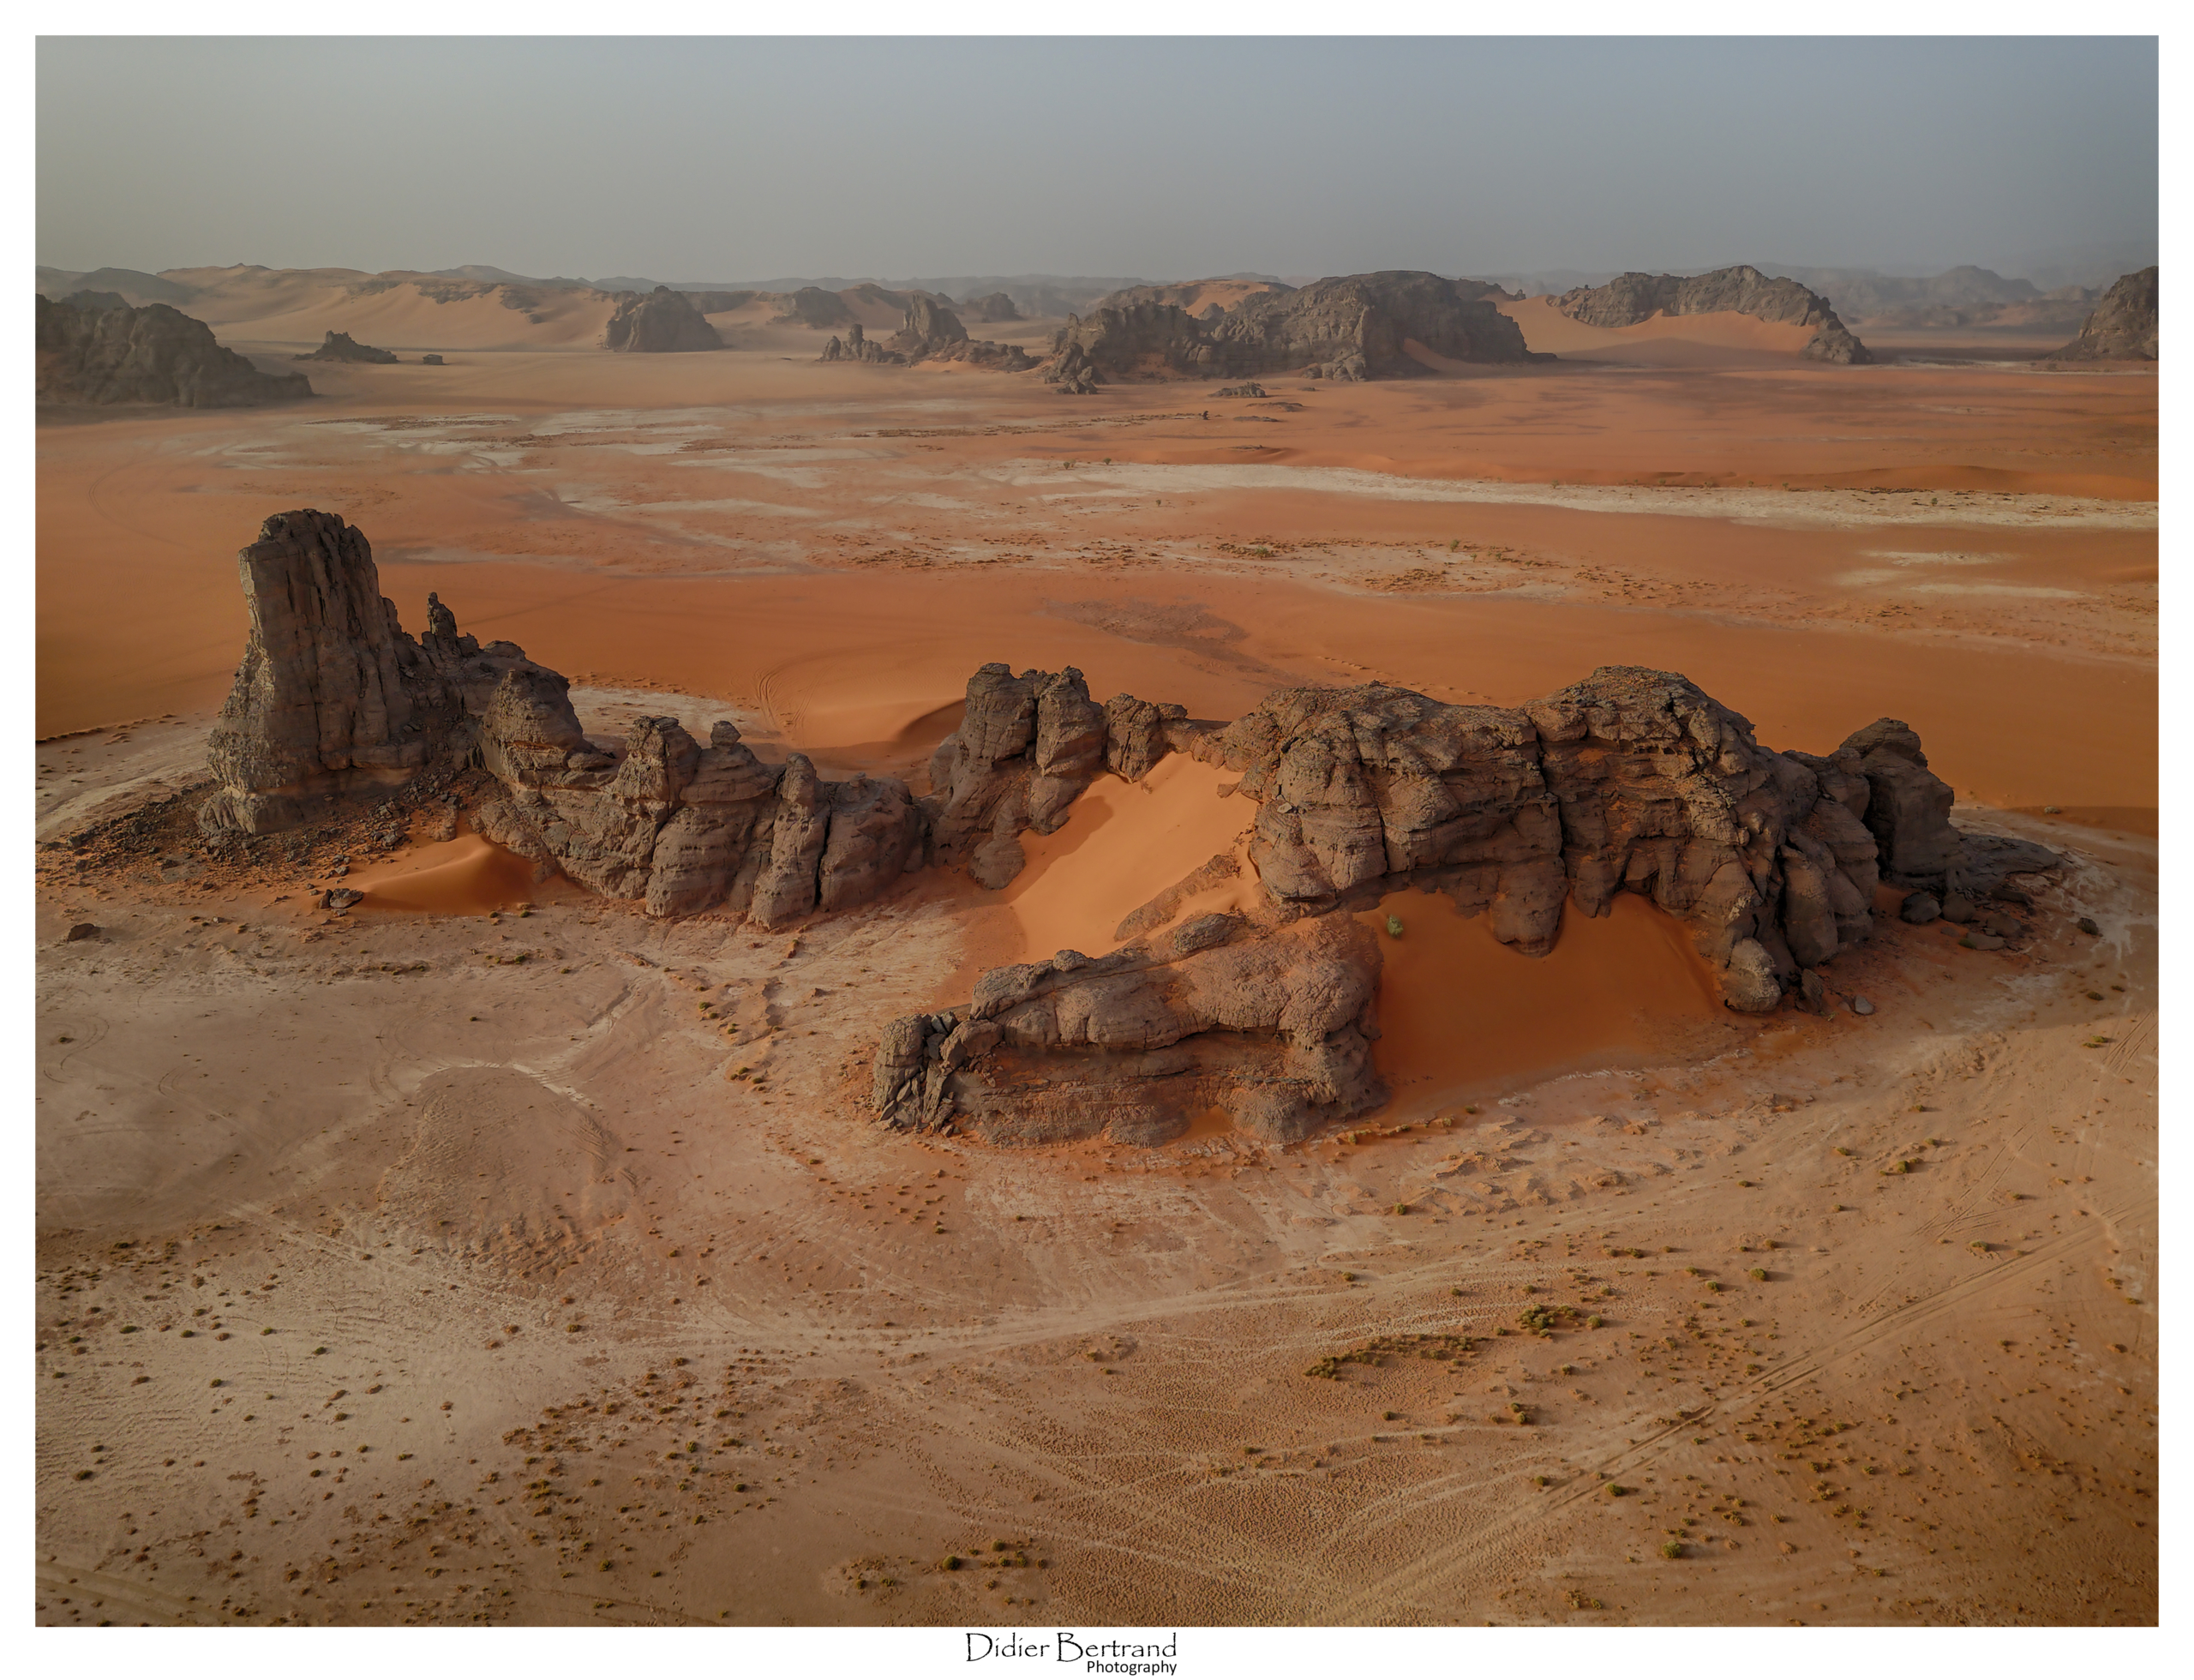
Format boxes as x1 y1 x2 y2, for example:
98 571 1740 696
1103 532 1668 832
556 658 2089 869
34 37 2158 1636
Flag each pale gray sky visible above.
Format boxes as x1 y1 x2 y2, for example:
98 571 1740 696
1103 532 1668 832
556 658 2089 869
37 36 2159 285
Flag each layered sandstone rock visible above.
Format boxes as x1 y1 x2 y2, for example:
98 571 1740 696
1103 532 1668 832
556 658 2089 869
889 297 1034 371
36 292 313 408
297 330 398 363
602 285 724 351
1043 271 1542 385
1554 265 1873 363
873 910 1384 1146
2049 266 2158 361
200 511 923 928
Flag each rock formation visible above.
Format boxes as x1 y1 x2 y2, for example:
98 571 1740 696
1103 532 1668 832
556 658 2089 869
819 323 904 364
35 292 314 408
193 510 2063 1149
602 285 724 352
1044 271 1544 386
197 511 921 928
2049 267 2158 361
888 296 1034 370
769 286 857 330
1553 266 1873 363
296 330 399 363
872 666 2059 1143
965 291 1021 323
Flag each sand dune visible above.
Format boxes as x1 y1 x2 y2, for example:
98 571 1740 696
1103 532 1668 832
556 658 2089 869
344 831 541 915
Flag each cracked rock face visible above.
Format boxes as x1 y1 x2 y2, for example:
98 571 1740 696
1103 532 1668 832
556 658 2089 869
873 911 1386 1147
36 292 314 408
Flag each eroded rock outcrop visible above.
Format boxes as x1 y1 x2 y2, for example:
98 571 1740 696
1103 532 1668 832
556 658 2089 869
200 510 921 928
603 285 724 352
873 910 1384 1146
1553 266 1873 364
2049 266 2158 361
819 323 904 364
1043 271 1542 385
36 292 313 408
966 291 1021 323
297 330 398 363
876 666 2060 1142
888 297 1034 371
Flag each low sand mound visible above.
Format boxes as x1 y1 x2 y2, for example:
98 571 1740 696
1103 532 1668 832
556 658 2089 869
345 832 540 915
375 1065 634 1257
1501 295 1819 361
1358 889 1723 1104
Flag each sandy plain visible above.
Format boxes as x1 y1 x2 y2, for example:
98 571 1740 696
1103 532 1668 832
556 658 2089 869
35 303 2157 1625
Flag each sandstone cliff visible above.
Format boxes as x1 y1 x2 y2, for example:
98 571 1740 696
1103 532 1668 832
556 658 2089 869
36 292 314 408
602 285 725 351
2049 267 2158 361
296 330 398 363
1553 266 1873 363
889 296 1034 370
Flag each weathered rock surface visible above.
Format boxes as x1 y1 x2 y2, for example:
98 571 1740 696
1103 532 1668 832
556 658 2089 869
1554 265 1873 363
2049 266 2158 361
296 330 398 363
36 292 313 408
770 286 858 329
1044 271 1542 385
199 511 923 928
602 285 724 352
925 664 1191 889
873 910 1385 1146
965 291 1021 323
889 296 1034 371
819 323 904 364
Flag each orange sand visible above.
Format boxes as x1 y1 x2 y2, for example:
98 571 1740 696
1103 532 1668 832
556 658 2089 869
1001 756 1257 960
1356 889 1723 1107
344 831 539 915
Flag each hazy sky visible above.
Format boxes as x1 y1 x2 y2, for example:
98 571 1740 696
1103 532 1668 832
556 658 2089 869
38 36 2158 283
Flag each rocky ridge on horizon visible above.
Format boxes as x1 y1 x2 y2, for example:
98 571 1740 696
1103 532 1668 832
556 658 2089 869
1554 266 1873 363
1043 270 1544 390
35 291 314 408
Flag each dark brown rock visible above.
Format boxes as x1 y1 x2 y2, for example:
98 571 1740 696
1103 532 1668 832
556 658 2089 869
36 293 313 408
2049 267 2157 361
295 330 398 364
875 911 1385 1145
63 922 99 942
819 323 904 365
603 286 724 352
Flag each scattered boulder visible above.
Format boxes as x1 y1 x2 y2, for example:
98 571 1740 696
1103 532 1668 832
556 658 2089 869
2077 916 2101 937
63 922 99 943
1849 994 1876 1017
1554 265 1873 363
36 292 313 408
1899 891 1941 925
1213 382 1267 398
296 330 398 364
602 285 723 352
1960 930 2007 952
421 353 445 365
2048 267 2157 361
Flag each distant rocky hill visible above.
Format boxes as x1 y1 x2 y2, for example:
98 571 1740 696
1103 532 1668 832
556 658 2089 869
602 285 723 352
1554 266 1872 363
297 330 398 363
1046 270 1543 389
963 291 1020 323
36 292 313 408
823 298 1032 370
2048 267 2158 361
